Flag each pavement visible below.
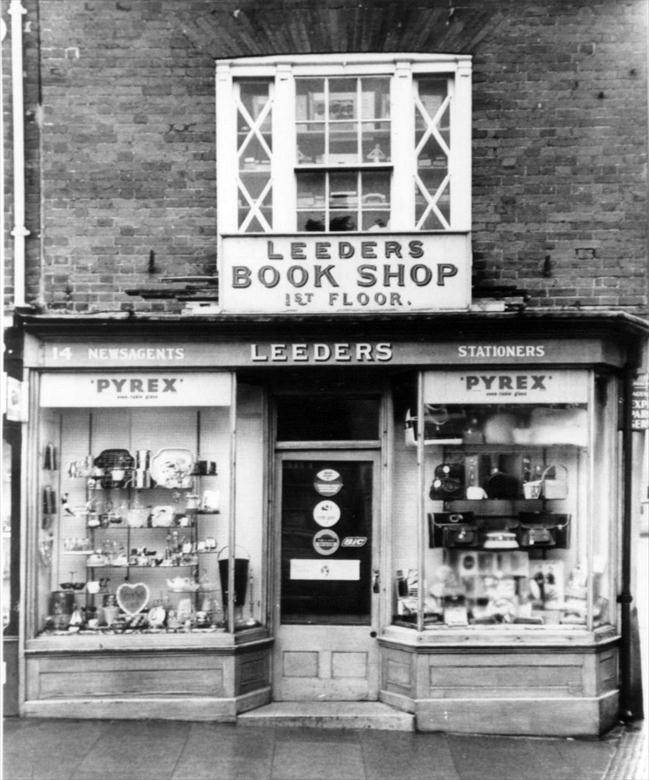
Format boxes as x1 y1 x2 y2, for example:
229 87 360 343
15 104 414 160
2 716 647 780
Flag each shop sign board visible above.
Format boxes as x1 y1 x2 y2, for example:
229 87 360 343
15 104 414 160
424 369 589 404
32 339 624 369
39 372 233 407
219 233 471 313
632 375 649 430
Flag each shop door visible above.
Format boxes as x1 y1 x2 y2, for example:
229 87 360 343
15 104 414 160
273 453 380 701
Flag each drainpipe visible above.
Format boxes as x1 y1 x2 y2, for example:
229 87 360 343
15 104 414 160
9 0 29 308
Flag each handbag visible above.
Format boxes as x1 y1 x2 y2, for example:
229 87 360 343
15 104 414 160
429 463 465 500
517 512 570 549
428 511 478 548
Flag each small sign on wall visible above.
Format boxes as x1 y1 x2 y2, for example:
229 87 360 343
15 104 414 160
632 375 649 431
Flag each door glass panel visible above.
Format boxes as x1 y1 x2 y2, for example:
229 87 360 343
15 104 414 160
281 460 373 625
276 396 380 441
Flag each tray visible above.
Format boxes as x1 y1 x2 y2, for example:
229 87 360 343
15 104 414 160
150 449 194 489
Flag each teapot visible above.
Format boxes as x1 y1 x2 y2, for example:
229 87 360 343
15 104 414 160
166 577 198 592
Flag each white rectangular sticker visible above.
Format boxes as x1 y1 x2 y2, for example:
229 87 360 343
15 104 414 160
424 369 588 404
290 559 360 581
40 372 233 407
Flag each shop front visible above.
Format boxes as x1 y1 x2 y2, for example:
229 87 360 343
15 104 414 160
15 311 643 735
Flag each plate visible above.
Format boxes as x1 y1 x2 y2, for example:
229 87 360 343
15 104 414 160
150 449 194 489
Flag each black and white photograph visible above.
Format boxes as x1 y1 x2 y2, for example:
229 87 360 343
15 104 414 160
2 1 648 778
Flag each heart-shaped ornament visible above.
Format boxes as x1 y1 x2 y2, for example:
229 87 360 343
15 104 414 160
116 582 150 616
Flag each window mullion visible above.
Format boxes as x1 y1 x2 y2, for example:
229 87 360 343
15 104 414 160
274 64 295 231
391 61 414 231
216 63 237 234
450 60 472 231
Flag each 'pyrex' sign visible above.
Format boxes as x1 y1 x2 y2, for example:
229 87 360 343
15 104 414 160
424 369 589 404
40 372 233 407
219 233 470 313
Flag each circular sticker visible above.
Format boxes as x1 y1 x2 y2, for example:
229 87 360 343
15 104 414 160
313 529 340 556
313 469 343 497
313 500 341 528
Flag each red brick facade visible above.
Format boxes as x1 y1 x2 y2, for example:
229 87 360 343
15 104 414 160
3 0 648 314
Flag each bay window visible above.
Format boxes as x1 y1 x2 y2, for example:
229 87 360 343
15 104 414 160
216 54 471 236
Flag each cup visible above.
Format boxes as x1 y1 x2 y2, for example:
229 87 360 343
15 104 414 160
87 580 100 594
110 468 126 482
466 486 488 500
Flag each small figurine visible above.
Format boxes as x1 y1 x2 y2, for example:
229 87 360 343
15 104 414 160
366 143 387 162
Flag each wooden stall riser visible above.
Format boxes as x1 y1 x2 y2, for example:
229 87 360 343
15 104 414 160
378 643 619 736
22 643 272 721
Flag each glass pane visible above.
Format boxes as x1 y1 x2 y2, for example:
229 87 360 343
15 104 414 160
280 460 372 625
416 77 447 126
360 78 390 120
329 122 358 163
240 172 269 200
296 78 324 121
362 122 390 162
276 397 380 440
360 170 390 231
419 210 445 230
329 213 357 231
297 172 325 208
296 78 325 121
329 172 358 211
238 80 271 133
240 136 271 168
246 214 265 232
362 211 390 231
329 78 357 120
360 171 390 206
297 124 325 164
418 136 447 170
299 212 326 231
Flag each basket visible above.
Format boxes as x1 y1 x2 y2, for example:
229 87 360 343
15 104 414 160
94 449 134 469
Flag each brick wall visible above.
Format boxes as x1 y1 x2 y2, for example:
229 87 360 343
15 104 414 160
5 0 647 314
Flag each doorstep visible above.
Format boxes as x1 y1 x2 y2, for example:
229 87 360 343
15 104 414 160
237 701 415 731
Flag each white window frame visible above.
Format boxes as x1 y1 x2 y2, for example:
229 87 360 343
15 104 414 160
216 53 472 236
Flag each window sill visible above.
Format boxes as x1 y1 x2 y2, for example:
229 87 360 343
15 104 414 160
379 622 619 650
25 626 272 654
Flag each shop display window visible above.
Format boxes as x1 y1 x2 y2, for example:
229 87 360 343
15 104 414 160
32 374 265 639
391 370 617 635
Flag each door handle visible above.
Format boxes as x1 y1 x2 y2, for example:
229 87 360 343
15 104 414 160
372 569 380 593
